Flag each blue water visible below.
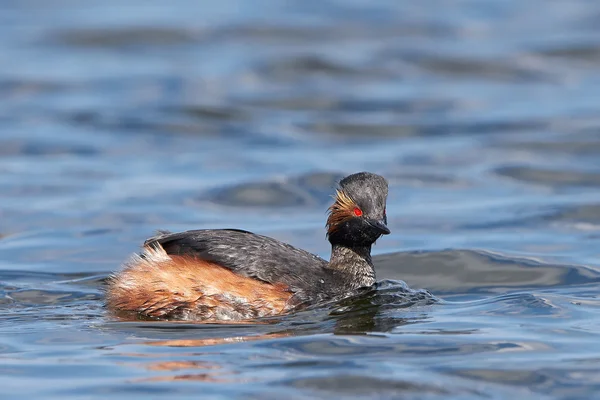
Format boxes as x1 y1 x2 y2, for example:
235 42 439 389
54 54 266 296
1 1 600 398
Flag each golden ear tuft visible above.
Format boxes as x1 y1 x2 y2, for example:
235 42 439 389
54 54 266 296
326 190 357 234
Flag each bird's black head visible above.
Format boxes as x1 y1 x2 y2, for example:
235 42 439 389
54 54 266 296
326 172 390 246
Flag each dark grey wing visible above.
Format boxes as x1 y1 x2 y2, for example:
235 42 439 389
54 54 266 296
144 229 331 293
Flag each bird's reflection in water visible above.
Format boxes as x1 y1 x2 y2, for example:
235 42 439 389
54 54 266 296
125 332 291 383
122 282 436 382
136 360 228 383
145 332 292 348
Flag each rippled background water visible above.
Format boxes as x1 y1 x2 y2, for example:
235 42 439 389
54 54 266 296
1 1 600 399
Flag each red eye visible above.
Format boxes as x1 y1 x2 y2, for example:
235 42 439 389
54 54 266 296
353 207 363 217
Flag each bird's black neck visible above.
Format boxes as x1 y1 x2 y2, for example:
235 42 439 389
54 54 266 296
328 243 376 288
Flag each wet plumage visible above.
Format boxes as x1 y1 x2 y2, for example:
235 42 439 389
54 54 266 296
106 172 390 321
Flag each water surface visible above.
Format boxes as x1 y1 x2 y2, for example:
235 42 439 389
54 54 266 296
1 1 600 399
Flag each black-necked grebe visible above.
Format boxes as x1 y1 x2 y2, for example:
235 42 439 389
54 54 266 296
106 172 390 321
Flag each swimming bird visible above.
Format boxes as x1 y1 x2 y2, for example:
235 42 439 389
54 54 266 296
106 172 390 321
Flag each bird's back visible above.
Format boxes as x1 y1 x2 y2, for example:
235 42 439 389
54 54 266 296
145 229 340 302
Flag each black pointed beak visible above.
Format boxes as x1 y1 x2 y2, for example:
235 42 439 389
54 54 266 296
366 219 391 235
